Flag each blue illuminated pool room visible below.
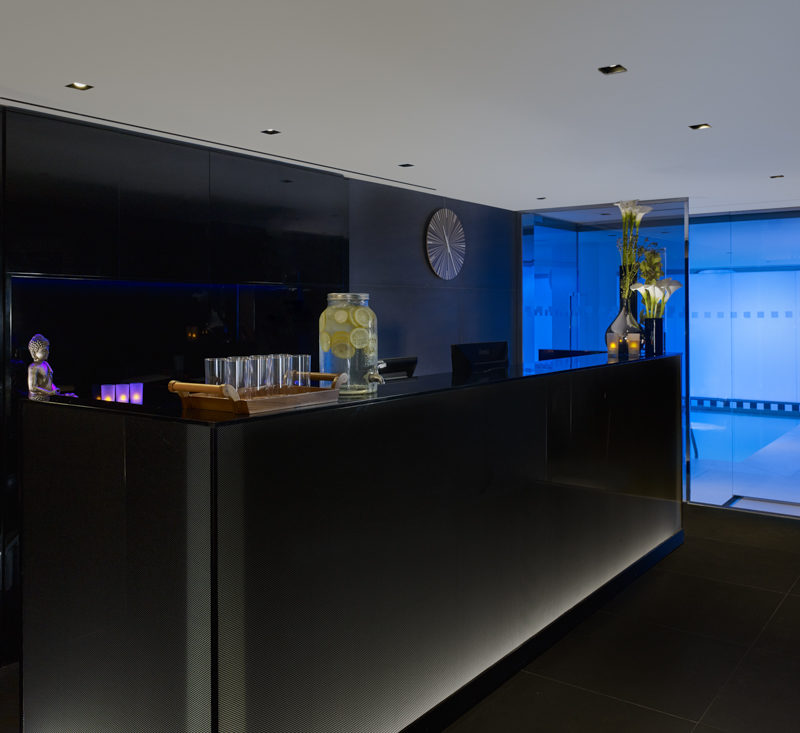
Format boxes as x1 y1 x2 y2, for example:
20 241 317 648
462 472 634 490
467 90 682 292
2 2 800 732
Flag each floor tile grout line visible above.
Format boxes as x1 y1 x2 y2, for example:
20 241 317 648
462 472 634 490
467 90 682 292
655 565 793 596
520 669 700 725
692 581 796 730
593 608 757 650
684 534 800 558
678 532 800 559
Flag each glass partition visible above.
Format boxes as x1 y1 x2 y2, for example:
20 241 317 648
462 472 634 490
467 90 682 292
688 211 800 514
522 199 688 364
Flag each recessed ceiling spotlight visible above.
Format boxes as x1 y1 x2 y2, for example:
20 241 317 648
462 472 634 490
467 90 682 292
689 123 712 130
536 196 547 200
770 174 785 179
398 163 414 168
66 81 93 90
598 64 627 75
261 128 281 135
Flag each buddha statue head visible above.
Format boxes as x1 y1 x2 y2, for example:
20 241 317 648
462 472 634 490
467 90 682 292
28 334 50 363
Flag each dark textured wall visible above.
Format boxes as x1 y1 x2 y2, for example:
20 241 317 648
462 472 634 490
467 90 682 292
349 180 518 376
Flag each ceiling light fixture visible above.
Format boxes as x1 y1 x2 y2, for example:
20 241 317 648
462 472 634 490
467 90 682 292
598 64 627 75
261 128 281 135
398 163 414 168
66 82 93 90
689 123 711 130
770 174 785 179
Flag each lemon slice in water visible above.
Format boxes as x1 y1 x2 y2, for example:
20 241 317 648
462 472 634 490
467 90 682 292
350 327 369 349
332 341 355 359
319 331 331 352
351 306 372 328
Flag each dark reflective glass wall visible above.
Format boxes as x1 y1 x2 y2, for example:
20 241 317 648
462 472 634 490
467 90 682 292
8 277 328 393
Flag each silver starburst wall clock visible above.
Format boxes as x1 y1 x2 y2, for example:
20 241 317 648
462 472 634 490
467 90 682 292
425 208 466 280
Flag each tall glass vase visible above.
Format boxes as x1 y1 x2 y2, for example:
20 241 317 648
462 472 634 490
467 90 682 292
643 317 664 357
619 265 639 316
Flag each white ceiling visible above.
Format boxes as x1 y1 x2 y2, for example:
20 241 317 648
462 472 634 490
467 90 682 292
2 0 799 215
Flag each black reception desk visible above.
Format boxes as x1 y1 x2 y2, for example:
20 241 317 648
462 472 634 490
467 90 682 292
21 354 683 733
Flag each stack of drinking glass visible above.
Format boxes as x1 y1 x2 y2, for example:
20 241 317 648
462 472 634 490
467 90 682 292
204 354 311 397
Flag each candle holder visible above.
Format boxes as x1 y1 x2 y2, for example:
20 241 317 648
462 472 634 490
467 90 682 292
130 383 144 405
605 303 642 360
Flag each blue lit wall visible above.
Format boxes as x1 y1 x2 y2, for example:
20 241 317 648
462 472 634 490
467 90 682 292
521 216 576 363
689 213 800 403
688 211 800 509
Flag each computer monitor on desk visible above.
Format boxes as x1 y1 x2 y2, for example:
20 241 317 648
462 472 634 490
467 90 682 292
450 341 508 382
378 356 417 381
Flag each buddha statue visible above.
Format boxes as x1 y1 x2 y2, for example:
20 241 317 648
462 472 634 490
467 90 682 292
27 334 74 400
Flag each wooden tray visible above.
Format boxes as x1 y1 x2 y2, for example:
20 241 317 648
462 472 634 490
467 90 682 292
168 372 345 417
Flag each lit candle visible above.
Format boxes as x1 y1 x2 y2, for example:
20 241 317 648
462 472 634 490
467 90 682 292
130 383 143 405
115 384 130 403
605 334 621 359
626 333 641 358
101 384 115 401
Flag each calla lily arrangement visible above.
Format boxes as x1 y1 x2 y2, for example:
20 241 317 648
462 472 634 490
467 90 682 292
631 278 683 318
615 200 652 302
630 244 683 317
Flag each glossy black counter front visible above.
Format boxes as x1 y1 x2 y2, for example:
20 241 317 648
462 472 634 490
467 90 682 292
21 355 683 733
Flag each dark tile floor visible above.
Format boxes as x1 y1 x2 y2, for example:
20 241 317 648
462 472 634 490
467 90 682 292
1 504 798 732
446 504 800 733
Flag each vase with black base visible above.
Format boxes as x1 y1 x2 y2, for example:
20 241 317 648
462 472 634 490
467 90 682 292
643 317 664 357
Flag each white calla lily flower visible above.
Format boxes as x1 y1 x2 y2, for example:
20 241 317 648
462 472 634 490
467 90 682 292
631 278 683 318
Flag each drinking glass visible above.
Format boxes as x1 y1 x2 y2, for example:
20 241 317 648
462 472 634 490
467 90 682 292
267 354 290 390
204 357 225 385
250 355 269 393
240 357 257 397
290 354 311 387
223 356 245 390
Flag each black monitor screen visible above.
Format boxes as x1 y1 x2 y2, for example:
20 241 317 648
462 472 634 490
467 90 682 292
450 341 508 380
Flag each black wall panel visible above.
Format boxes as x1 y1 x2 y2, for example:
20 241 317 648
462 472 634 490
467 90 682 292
118 134 211 281
4 112 120 277
209 151 348 285
3 110 349 286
